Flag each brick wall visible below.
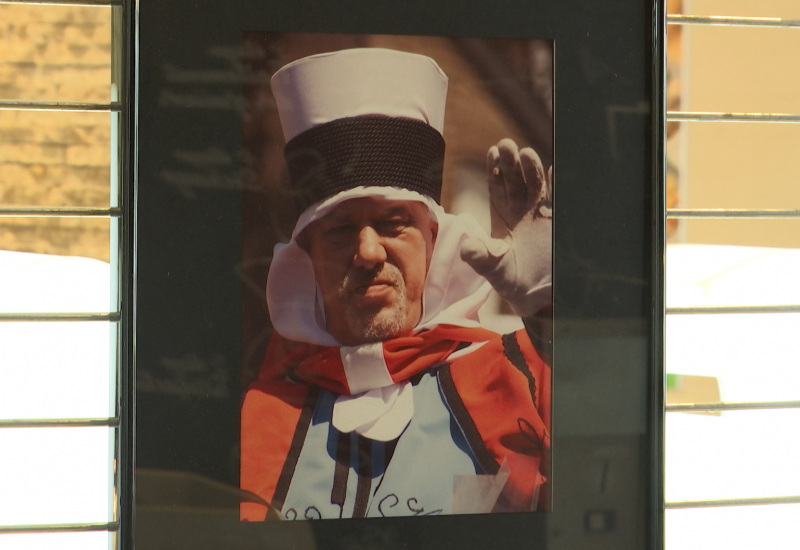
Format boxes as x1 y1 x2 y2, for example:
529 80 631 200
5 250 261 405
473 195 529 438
0 5 112 261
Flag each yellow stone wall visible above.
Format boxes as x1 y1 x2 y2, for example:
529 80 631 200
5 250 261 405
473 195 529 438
0 5 112 261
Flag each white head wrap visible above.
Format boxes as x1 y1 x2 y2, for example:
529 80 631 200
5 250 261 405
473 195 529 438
266 186 494 347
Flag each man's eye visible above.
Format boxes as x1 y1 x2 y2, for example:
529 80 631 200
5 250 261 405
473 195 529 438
328 224 356 236
376 219 408 235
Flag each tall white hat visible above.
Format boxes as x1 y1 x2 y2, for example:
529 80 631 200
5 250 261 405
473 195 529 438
270 48 448 141
270 48 450 209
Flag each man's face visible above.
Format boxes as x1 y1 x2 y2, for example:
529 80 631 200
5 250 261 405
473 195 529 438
301 197 438 346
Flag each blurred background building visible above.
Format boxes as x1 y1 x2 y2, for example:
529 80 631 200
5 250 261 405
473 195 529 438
1 4 113 261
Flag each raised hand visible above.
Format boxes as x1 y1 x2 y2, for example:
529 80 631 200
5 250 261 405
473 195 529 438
460 138 552 317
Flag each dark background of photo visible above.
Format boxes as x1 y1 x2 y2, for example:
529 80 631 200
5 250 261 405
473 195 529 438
133 0 664 548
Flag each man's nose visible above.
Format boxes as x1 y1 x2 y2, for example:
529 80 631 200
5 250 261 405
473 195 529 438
353 226 387 268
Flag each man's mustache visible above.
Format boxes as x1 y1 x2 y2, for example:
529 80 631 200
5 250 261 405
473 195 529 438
341 265 403 295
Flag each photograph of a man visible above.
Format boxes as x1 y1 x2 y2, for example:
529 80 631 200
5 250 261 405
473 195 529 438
241 46 552 521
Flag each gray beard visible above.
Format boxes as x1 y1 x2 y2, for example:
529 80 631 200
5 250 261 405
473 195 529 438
346 290 408 343
339 266 408 343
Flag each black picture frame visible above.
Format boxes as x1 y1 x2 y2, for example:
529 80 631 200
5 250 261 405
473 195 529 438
131 0 665 548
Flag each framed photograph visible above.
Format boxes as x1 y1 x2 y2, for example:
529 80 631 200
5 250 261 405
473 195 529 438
132 1 664 548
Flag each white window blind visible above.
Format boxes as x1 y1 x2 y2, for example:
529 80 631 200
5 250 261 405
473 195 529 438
665 1 800 548
0 1 131 548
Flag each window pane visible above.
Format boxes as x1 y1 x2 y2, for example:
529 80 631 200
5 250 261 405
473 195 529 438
667 244 800 308
0 111 112 208
666 504 800 550
666 244 800 403
667 312 800 403
675 122 800 211
682 23 800 114
0 427 113 526
686 0 800 18
677 219 800 250
0 5 111 103
0 321 115 419
0 250 112 313
666 409 800 502
0 531 112 550
0 250 116 419
0 217 113 263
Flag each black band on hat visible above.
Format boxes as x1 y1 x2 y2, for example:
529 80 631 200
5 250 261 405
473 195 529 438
284 116 444 211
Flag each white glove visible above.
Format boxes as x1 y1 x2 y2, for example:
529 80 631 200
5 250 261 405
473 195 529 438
460 138 553 317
